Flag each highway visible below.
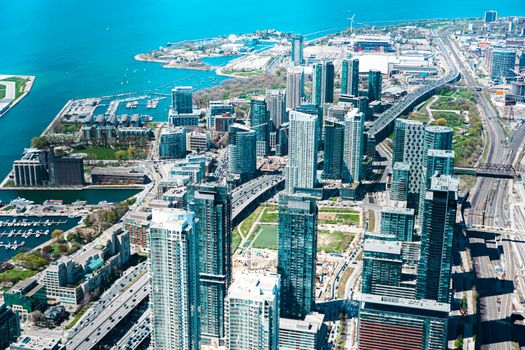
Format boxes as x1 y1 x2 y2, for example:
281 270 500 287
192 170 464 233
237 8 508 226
442 31 522 349
65 266 150 350
366 33 460 141
231 174 284 219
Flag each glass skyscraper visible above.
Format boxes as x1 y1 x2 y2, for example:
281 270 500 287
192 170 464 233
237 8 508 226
228 123 257 181
172 86 193 114
392 119 425 208
188 184 232 340
342 109 364 184
380 207 415 242
159 127 187 159
322 119 344 180
312 61 334 106
277 194 317 319
290 34 304 66
416 175 459 303
284 110 319 193
391 161 410 202
149 209 200 350
225 272 280 350
250 96 271 156
265 89 287 129
341 58 359 96
367 70 382 102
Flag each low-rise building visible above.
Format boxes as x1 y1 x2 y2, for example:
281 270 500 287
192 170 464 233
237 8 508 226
4 278 47 323
91 167 148 185
0 303 20 350
124 211 152 252
279 313 327 350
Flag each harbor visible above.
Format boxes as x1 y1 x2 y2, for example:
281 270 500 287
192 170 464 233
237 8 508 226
0 215 80 262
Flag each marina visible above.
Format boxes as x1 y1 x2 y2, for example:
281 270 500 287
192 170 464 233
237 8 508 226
0 215 81 262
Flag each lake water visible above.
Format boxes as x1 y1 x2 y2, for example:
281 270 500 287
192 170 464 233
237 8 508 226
1 0 523 180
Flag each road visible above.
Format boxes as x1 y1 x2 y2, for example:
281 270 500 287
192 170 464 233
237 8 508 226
443 31 522 349
65 267 150 350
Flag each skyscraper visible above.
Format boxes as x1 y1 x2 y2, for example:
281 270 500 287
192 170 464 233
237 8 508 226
312 61 334 106
322 119 344 180
392 119 425 207
285 110 319 193
341 58 359 96
367 70 382 102
361 239 403 296
159 127 187 159
484 10 498 23
149 209 200 350
250 96 270 156
380 207 415 242
229 123 257 181
342 109 364 183
225 272 280 350
266 89 287 129
291 35 304 66
172 86 194 114
488 48 516 81
417 126 454 221
416 175 458 303
286 67 304 111
391 162 410 202
277 194 318 319
188 184 232 340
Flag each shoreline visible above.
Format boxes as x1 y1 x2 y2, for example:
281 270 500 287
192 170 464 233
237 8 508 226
0 75 36 118
0 184 146 191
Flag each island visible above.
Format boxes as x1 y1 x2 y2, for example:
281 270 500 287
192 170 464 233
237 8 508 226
0 75 35 117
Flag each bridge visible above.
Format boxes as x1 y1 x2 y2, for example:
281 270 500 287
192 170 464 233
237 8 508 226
366 35 460 145
465 224 524 236
231 174 284 224
454 163 517 179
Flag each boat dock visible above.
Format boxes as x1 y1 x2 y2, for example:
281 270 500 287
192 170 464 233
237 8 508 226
0 219 67 227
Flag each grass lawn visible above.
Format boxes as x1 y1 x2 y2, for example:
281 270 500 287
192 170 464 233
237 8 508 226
260 206 278 223
237 206 264 237
72 146 129 160
252 224 278 250
337 267 354 299
319 213 359 225
318 230 354 253
1 77 29 99
232 228 242 253
0 268 37 285
319 208 359 214
66 304 89 330
0 85 6 99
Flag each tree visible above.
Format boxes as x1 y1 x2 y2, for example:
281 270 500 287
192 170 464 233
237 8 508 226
115 150 127 160
51 229 64 239
435 117 448 126
127 146 136 159
32 310 45 323
31 136 50 149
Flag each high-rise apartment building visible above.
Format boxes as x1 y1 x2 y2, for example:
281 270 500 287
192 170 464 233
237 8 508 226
312 61 334 106
225 272 280 350
341 58 359 96
266 89 287 129
277 194 318 319
322 119 344 180
228 123 257 181
291 35 304 66
188 184 232 340
149 209 200 350
416 175 459 303
250 96 271 156
284 110 319 193
286 67 304 111
342 109 364 183
487 47 516 81
159 127 187 159
172 86 193 114
367 70 382 102
484 10 498 23
380 207 415 242
392 119 425 207
391 162 410 202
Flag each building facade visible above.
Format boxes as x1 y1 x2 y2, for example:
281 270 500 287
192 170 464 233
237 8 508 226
250 97 271 156
286 67 304 111
277 195 317 319
341 58 359 96
149 209 200 350
229 123 257 181
172 86 193 114
312 61 334 106
284 111 319 193
322 119 344 180
225 272 280 350
342 109 364 184
188 184 232 340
